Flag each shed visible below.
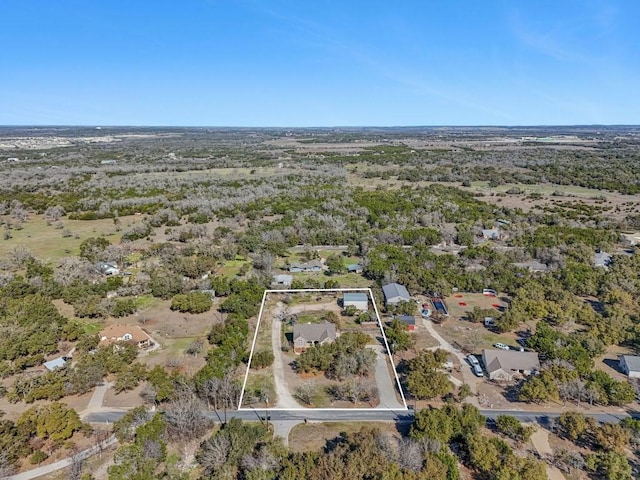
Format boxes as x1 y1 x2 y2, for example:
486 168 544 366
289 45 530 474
382 283 411 305
347 263 364 274
619 355 640 379
397 315 416 331
43 357 67 371
343 292 368 311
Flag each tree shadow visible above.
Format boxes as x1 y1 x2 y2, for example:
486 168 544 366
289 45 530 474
602 357 623 374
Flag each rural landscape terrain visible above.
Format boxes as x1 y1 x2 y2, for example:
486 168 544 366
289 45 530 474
1 125 640 479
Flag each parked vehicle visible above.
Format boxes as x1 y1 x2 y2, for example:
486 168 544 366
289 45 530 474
472 365 484 377
467 354 480 366
494 343 510 350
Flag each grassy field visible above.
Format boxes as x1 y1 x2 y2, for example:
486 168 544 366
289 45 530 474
0 214 142 262
217 257 251 277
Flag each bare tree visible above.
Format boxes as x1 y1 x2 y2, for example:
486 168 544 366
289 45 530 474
68 449 84 480
198 435 230 474
163 387 212 444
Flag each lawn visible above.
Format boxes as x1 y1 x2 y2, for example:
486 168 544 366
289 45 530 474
217 257 251 277
0 214 142 263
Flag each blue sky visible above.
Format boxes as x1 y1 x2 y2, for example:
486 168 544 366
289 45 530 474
1 0 638 126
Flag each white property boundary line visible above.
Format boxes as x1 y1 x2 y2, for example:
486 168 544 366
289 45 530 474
238 288 408 411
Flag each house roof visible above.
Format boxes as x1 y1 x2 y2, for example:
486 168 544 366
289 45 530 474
483 349 540 374
397 315 416 325
347 263 363 271
482 228 500 238
43 357 66 371
594 251 612 268
344 292 368 303
290 259 323 269
293 321 336 344
100 324 151 344
382 283 410 300
621 355 640 372
273 274 293 283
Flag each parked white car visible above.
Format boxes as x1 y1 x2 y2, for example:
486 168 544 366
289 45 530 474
467 354 480 366
472 364 484 377
494 343 510 350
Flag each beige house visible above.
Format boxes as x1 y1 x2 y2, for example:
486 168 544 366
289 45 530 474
100 324 153 349
293 321 336 353
482 349 540 381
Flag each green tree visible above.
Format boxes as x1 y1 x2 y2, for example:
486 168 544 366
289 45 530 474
384 319 416 354
170 291 213 314
406 349 454 400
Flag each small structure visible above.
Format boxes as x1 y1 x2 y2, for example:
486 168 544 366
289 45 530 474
594 251 612 269
397 314 416 331
347 263 364 274
483 317 496 327
100 325 153 349
43 357 68 371
482 349 540 381
97 261 120 276
272 274 293 288
343 292 368 311
293 321 336 353
382 283 411 305
289 260 323 273
619 355 640 379
481 228 500 240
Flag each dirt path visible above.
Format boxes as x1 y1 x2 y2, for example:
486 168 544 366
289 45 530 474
271 303 303 408
422 318 481 394
529 426 566 480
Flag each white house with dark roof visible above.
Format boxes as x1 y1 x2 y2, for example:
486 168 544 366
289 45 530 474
619 355 640 378
382 283 411 305
293 321 336 353
343 292 368 311
482 349 540 381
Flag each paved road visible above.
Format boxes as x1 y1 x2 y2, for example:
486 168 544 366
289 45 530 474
367 344 405 409
84 407 638 425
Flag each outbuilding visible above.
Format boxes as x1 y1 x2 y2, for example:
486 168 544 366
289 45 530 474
619 355 640 379
343 292 369 311
397 314 416 331
382 283 411 305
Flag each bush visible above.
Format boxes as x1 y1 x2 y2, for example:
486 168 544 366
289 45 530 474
29 450 48 465
171 291 213 314
251 350 274 369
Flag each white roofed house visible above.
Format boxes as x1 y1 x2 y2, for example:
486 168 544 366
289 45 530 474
382 283 411 305
343 292 369 311
619 355 640 379
482 349 540 382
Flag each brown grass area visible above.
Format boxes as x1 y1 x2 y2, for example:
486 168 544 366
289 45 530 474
287 421 400 453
